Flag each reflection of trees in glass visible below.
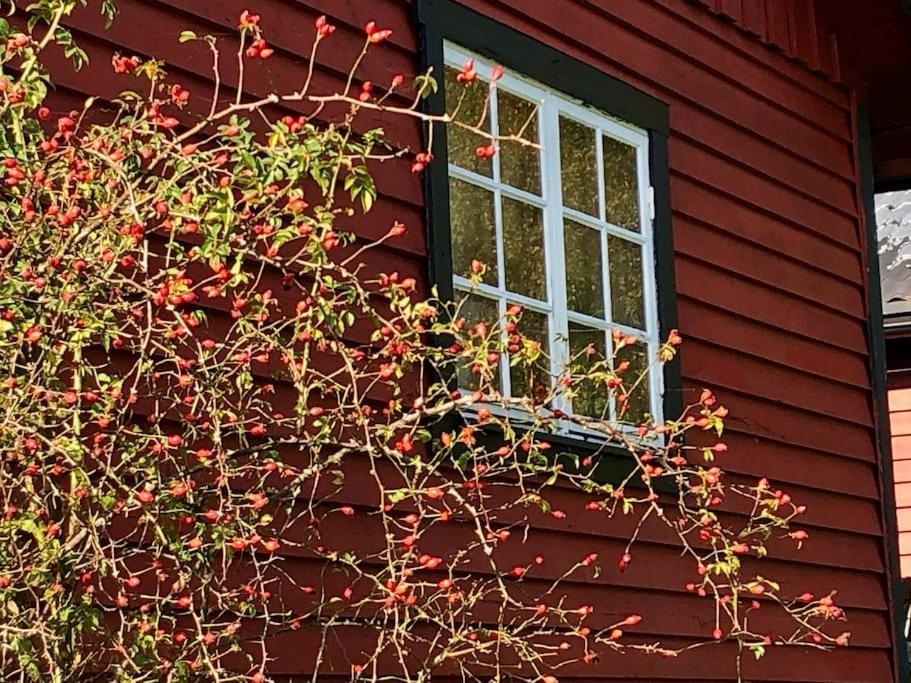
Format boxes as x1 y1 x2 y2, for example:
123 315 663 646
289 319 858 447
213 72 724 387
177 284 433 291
608 235 644 329
564 220 604 318
569 323 608 418
559 116 598 216
502 198 545 300
457 293 500 392
616 341 650 425
498 89 540 194
509 306 549 399
449 177 497 285
603 135 640 232
445 66 492 176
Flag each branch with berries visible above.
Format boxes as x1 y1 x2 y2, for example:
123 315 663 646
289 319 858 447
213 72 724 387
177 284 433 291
0 3 846 682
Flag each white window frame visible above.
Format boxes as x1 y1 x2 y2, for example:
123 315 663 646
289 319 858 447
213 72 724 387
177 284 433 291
445 42 664 433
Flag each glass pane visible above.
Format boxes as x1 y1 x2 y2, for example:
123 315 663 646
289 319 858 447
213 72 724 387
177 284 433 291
569 323 609 418
498 89 540 194
564 220 604 318
608 236 645 329
450 177 497 286
615 341 651 426
559 116 598 217
509 306 549 400
456 292 501 392
602 135 640 232
502 198 546 300
445 65 492 177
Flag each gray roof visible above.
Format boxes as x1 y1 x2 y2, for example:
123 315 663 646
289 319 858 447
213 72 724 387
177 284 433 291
877 189 911 323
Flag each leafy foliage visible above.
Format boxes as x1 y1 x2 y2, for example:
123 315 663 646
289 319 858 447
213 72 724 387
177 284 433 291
0 3 847 681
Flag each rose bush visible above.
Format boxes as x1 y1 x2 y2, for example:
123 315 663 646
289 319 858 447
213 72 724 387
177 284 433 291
0 2 846 681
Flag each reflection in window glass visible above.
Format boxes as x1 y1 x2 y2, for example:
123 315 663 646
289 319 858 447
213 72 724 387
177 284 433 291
602 135 640 231
564 220 604 318
456 293 500 392
498 89 540 194
445 66 492 176
502 198 546 300
608 236 644 329
569 323 608 418
449 177 497 286
559 116 598 217
509 306 549 400
615 341 650 425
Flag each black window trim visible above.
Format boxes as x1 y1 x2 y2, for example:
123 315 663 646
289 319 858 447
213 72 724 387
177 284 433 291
413 0 682 478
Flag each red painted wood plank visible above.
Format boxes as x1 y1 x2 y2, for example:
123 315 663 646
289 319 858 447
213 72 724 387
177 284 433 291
764 0 792 51
670 121 856 216
671 178 861 282
712 432 879 501
675 258 868 354
719 0 742 23
741 0 767 39
683 382 876 461
675 217 865 316
888 369 911 390
678 299 870 388
669 138 859 250
681 340 873 426
788 0 821 71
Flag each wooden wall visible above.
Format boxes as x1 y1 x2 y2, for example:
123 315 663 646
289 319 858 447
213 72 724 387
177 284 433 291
691 0 841 80
44 0 899 680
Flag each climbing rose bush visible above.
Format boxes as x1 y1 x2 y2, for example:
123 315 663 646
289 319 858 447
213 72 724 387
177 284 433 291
0 2 846 681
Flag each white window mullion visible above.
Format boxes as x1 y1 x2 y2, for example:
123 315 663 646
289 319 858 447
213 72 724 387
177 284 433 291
541 95 571 419
595 130 607 224
637 139 664 421
488 90 511 397
497 295 511 396
599 227 617 422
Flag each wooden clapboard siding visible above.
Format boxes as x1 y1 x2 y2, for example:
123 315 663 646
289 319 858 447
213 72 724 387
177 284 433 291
49 0 898 680
689 0 839 79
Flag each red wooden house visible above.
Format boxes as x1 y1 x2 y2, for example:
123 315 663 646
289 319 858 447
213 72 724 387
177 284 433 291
49 0 911 680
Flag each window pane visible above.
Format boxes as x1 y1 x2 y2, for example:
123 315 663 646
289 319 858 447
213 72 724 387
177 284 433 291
445 65 492 177
498 89 540 194
608 235 644 329
559 116 598 217
502 198 546 300
450 177 497 286
564 220 604 318
509 306 549 400
615 341 651 425
457 292 501 392
569 323 609 418
602 135 640 232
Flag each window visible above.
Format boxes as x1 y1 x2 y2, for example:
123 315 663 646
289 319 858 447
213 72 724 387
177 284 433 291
415 0 679 439
443 44 663 427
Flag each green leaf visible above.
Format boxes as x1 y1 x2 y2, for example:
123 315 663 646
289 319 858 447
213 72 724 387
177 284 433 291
178 30 197 43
